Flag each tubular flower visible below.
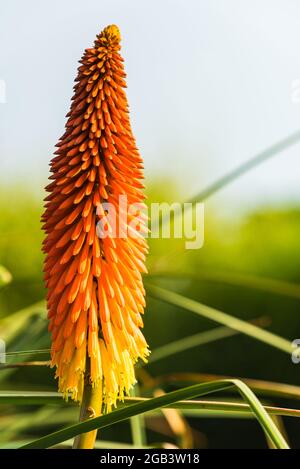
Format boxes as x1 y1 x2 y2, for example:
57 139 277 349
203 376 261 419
42 25 149 411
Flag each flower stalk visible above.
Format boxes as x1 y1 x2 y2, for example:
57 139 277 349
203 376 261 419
73 357 102 449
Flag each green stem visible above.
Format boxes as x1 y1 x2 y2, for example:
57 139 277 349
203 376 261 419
73 360 102 449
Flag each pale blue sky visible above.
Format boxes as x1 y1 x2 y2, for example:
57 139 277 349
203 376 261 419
1 0 300 210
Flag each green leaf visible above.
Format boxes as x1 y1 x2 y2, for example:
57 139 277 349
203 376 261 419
1 439 152 449
19 379 288 449
1 391 300 417
156 372 300 402
125 397 300 419
1 390 300 419
146 283 292 354
0 301 45 343
150 326 240 363
0 391 64 405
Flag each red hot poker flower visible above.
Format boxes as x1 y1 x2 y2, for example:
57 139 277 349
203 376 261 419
42 25 149 412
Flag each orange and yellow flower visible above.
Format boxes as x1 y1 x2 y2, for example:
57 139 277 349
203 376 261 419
42 25 149 411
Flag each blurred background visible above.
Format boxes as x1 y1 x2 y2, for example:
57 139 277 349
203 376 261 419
1 0 300 449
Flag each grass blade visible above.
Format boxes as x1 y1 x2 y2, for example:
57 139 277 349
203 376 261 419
1 391 299 419
149 317 268 364
19 379 288 449
125 397 300 419
0 301 45 343
146 283 292 354
150 327 237 364
230 379 288 448
156 372 300 402
1 439 152 449
0 391 64 405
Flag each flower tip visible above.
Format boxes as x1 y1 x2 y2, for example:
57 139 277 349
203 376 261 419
102 24 121 44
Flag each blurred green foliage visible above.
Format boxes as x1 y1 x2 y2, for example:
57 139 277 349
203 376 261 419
0 182 300 448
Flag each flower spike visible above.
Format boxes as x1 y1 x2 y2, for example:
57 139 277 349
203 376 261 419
42 25 149 412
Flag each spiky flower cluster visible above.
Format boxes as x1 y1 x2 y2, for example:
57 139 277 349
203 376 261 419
42 25 149 411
